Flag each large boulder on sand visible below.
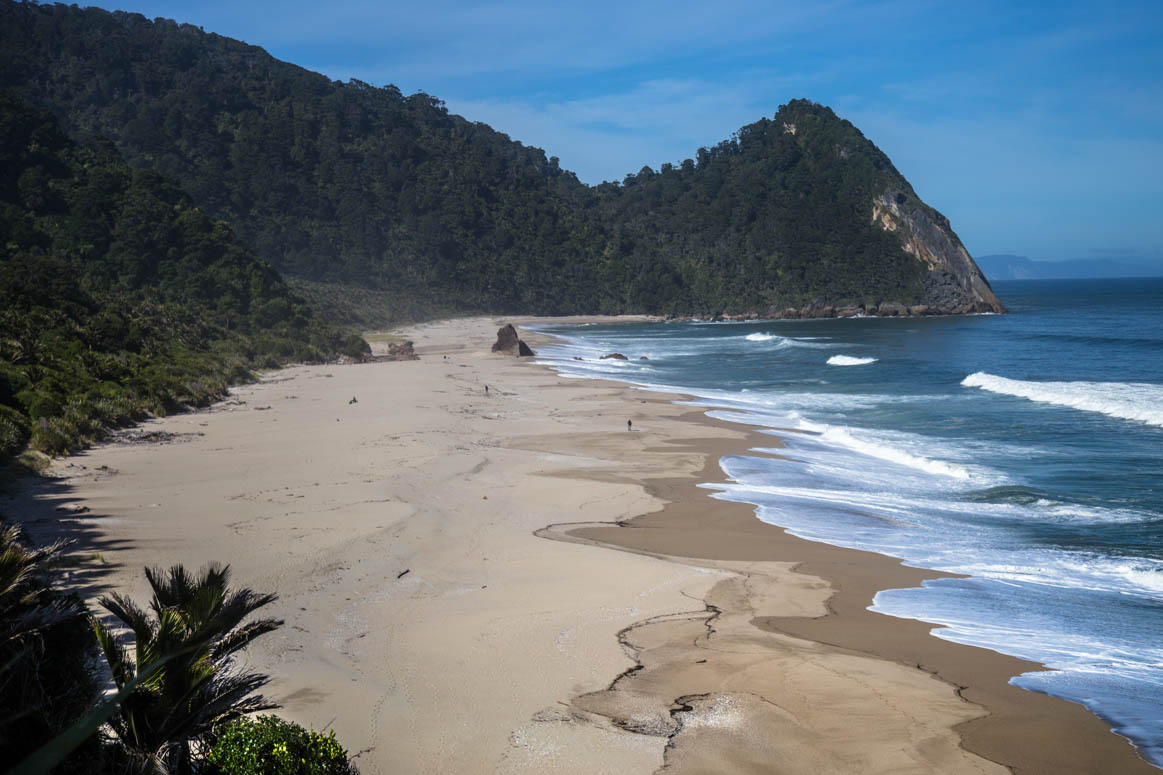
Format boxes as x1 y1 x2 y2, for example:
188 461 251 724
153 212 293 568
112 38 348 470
492 324 535 356
384 340 419 361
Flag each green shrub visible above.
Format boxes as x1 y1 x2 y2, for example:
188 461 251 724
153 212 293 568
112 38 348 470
31 415 80 455
338 335 371 361
22 390 61 421
0 362 31 406
62 400 103 439
207 715 359 775
0 404 30 458
89 393 140 426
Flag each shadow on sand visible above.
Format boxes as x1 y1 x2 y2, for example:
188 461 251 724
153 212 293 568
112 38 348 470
2 463 133 602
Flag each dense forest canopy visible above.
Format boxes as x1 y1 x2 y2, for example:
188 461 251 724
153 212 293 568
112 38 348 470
0 0 1000 319
0 91 362 459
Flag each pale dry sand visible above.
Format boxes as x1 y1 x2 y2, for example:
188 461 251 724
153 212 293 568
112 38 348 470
5 316 1153 774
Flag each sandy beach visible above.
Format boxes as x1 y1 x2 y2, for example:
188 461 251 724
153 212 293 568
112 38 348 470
5 316 1154 774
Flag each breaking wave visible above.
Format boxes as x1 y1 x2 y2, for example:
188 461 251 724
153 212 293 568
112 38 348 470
962 373 1163 428
827 355 878 366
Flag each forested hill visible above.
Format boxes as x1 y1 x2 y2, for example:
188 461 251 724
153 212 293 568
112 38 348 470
0 0 1002 317
0 92 365 459
0 0 597 314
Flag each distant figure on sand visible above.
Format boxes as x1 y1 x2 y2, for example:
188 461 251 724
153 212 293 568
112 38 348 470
349 396 358 404
627 419 632 431
485 385 489 395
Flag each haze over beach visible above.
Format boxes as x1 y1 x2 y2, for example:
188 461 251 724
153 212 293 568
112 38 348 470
1 1 1161 774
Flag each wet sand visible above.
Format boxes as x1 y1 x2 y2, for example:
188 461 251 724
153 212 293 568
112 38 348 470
560 425 1154 773
4 316 1153 773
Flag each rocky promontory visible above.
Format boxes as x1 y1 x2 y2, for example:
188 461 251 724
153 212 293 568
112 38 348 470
873 190 1004 314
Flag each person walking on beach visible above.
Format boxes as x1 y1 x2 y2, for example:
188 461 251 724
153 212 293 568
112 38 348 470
627 419 632 432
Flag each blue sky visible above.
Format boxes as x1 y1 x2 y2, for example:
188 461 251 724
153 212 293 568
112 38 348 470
85 0 1163 265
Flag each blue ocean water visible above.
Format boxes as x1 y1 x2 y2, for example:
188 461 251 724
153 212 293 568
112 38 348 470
530 277 1163 766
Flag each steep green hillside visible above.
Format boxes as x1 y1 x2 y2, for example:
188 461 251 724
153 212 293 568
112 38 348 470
0 92 362 458
0 0 1001 318
0 0 599 314
590 101 929 312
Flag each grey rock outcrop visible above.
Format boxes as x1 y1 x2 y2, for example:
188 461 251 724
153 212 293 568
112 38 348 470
872 189 1004 314
876 302 907 317
491 324 535 356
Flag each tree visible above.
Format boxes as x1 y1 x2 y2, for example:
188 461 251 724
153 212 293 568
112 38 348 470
93 563 283 775
0 94 345 459
0 522 99 772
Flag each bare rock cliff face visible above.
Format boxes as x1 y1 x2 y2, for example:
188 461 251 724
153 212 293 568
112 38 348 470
873 189 1005 314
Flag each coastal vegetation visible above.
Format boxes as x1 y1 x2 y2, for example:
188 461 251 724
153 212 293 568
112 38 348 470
0 92 366 462
207 716 358 775
0 0 990 320
0 529 361 774
0 2 1003 466
0 524 99 773
93 563 283 774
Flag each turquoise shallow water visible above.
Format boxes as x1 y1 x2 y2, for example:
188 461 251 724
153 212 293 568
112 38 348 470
531 277 1163 766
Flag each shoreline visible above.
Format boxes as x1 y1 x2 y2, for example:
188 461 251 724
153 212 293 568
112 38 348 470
2 315 1153 773
520 317 1155 772
547 409 1154 772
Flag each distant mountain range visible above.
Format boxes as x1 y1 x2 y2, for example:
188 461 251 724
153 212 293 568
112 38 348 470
976 254 1163 281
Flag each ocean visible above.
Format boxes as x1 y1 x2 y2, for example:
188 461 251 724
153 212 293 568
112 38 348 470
530 277 1163 766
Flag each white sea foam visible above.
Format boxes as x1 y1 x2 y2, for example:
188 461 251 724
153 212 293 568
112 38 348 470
737 333 838 349
796 419 974 480
962 372 1163 428
827 355 878 366
1116 565 1163 594
708 481 926 519
533 314 1163 767
1038 501 1151 524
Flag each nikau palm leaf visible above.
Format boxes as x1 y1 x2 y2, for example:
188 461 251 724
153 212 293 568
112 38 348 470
0 523 98 772
93 562 283 774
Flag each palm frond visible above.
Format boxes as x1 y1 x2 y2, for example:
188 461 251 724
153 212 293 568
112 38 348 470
0 525 68 608
93 618 135 688
165 671 277 734
2 597 80 645
100 592 154 643
210 617 283 660
92 562 282 772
